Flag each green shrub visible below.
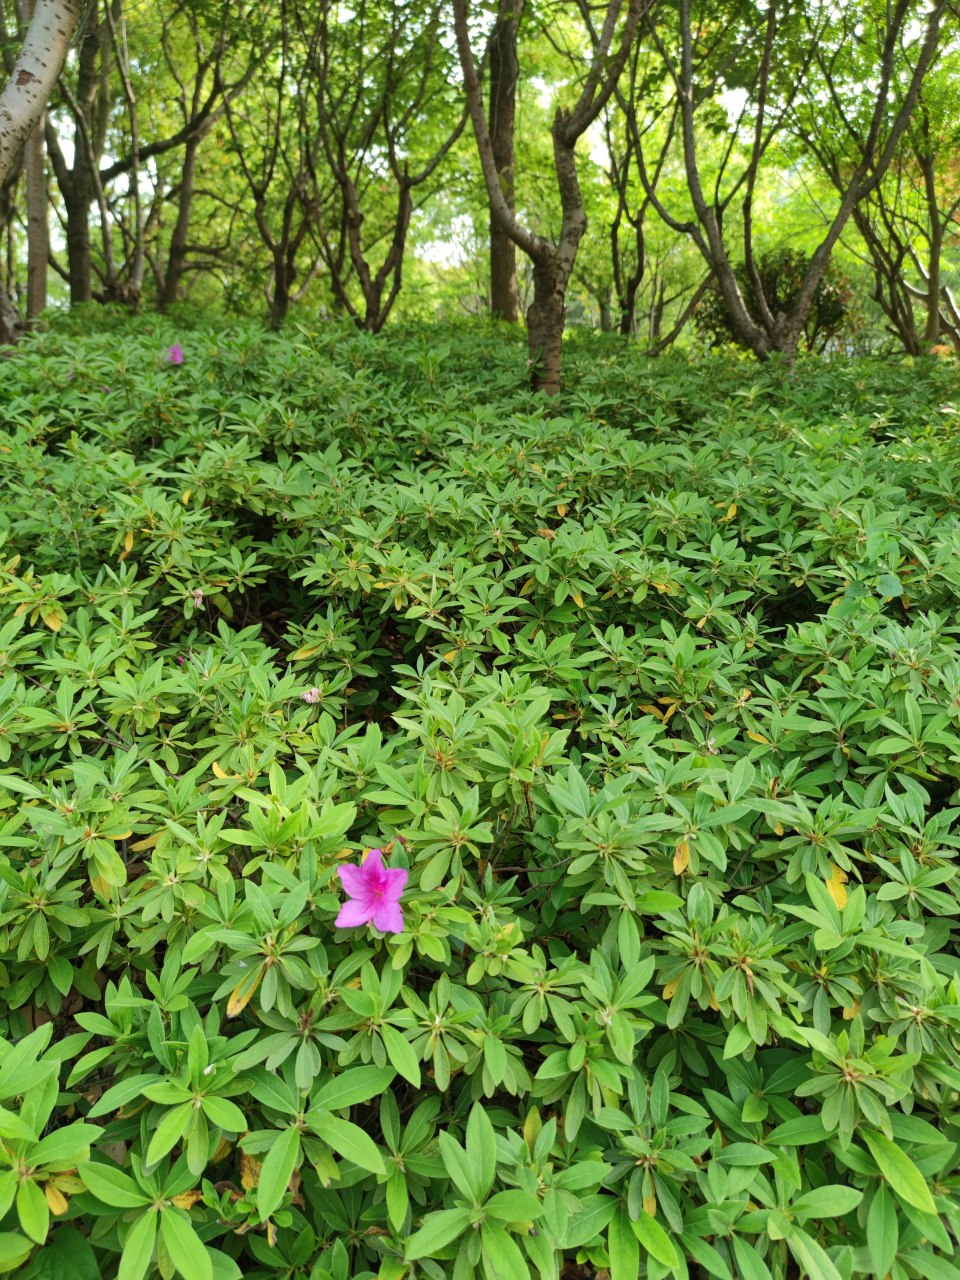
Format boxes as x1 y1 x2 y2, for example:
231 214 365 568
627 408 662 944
694 248 851 353
0 320 959 1279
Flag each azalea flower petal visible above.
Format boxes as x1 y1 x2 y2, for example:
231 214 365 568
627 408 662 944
362 848 385 875
372 900 404 935
337 863 369 898
335 898 374 928
380 866 408 896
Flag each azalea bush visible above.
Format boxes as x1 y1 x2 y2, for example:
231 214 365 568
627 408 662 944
1 317 960 1280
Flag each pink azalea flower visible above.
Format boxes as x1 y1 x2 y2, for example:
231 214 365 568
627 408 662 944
165 342 184 365
301 687 322 704
335 849 407 935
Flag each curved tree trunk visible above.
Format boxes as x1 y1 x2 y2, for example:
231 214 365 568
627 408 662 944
0 0 84 188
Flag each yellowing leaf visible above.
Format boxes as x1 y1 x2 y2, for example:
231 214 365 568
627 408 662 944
746 731 770 745
556 503 568 517
124 530 135 552
130 832 162 852
673 841 690 875
695 616 707 629
662 703 679 724
289 645 320 660
226 965 265 1018
241 1153 263 1190
638 704 664 720
519 577 535 596
662 979 679 1000
842 1002 861 1020
572 592 584 609
825 864 849 910
182 489 192 505
44 1184 69 1216
212 761 232 780
42 610 62 632
266 1221 278 1247
105 831 133 841
773 822 785 836
171 1190 203 1209
443 650 458 662
721 503 738 522
643 1193 657 1217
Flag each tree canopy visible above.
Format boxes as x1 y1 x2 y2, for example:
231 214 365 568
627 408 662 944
0 0 957 385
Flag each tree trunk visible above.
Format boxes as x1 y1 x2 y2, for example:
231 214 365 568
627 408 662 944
269 252 291 330
527 257 564 395
159 133 199 309
24 113 46 317
64 172 92 303
0 0 85 188
919 151 941 344
0 280 23 344
488 0 522 322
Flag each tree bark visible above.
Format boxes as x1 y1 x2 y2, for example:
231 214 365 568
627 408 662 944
0 0 84 188
527 261 565 394
919 149 941 344
159 132 200 309
488 0 522 321
24 113 46 317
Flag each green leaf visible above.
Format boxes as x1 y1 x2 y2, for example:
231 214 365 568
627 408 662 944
862 1128 937 1214
787 1227 843 1280
80 1161 151 1208
790 1185 862 1219
560 1195 617 1248
634 891 684 913
160 1208 213 1280
608 1207 639 1280
322 1113 384 1175
0 1233 33 1273
312 1066 396 1112
466 1104 497 1201
145 1102 194 1168
257 1126 301 1221
118 1211 158 1280
381 1024 421 1087
730 1237 772 1280
438 1131 479 1203
867 1185 898 1279
27 1226 100 1280
16 1180 49 1245
480 1221 527 1278
87 1075 163 1118
200 1095 246 1132
32 1122 103 1165
404 1207 472 1260
632 1208 679 1268
484 1190 544 1222
765 1115 829 1145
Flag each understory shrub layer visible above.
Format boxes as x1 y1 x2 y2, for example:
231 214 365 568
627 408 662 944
1 320 960 1279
